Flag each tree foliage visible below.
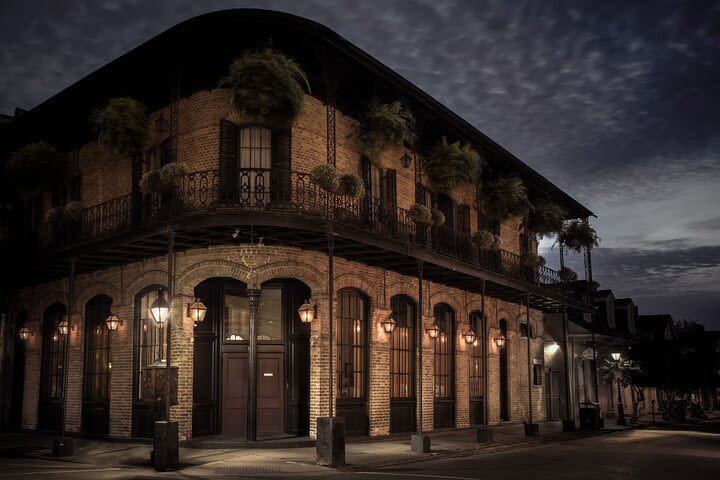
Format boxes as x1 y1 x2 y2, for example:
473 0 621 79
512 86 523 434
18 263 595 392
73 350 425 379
5 141 72 193
90 97 152 158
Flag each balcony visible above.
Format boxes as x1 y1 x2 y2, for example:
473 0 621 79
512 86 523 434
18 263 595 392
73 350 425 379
35 168 567 291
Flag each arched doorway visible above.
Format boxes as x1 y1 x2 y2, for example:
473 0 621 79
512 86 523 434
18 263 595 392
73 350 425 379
336 289 369 436
191 277 311 438
38 303 67 432
389 295 416 433
2 312 27 431
499 318 509 421
433 303 455 429
469 310 484 425
82 295 112 435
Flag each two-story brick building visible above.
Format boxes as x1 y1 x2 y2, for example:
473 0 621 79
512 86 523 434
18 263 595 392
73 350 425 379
0 9 595 441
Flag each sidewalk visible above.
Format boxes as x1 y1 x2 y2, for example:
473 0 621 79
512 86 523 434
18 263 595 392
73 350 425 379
0 416 690 475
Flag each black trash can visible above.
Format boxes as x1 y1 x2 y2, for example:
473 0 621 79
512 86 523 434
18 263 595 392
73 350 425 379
579 401 601 430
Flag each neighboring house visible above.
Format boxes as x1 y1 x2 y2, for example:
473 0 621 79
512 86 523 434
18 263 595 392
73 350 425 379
0 10 595 441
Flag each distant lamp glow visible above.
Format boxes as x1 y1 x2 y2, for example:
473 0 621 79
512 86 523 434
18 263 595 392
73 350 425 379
150 289 170 326
188 298 208 325
381 315 396 334
463 329 477 345
52 332 59 342
611 352 621 361
105 314 121 331
427 323 441 339
18 327 30 341
400 151 412 169
494 335 506 348
297 299 316 323
58 319 70 336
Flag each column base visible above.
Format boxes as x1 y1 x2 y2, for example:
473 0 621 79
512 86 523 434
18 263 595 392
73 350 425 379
476 428 493 443
562 420 577 432
524 422 540 437
410 434 431 453
316 417 345 467
52 438 73 457
153 421 179 471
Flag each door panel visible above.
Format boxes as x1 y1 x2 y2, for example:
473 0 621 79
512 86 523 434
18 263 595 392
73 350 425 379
222 353 248 435
257 353 284 433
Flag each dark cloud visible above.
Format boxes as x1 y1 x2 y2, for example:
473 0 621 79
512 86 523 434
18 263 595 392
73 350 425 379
687 216 720 231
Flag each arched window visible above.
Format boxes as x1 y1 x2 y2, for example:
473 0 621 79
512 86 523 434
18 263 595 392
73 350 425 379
520 322 530 338
39 303 67 431
469 311 484 399
337 290 367 400
433 303 455 429
499 318 509 421
390 295 415 399
83 295 112 435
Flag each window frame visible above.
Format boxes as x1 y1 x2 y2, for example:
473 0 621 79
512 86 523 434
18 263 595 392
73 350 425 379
336 289 369 401
390 295 415 400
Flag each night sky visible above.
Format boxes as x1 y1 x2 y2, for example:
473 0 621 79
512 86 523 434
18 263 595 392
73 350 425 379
1 1 718 329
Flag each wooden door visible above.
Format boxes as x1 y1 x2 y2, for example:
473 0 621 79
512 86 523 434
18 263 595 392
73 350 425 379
222 353 248 435
82 295 111 435
257 353 284 433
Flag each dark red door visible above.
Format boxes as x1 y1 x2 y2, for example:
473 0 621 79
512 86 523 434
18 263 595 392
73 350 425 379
222 353 247 434
257 353 284 433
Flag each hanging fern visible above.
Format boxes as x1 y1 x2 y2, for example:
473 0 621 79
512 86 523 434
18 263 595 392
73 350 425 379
220 49 310 123
340 174 366 199
482 177 531 220
527 202 566 238
560 219 600 252
409 203 433 224
139 170 162 194
90 97 151 158
310 164 340 192
559 266 578 282
62 201 85 223
472 230 501 250
5 141 72 192
423 137 480 191
431 208 446 226
158 162 187 190
45 207 64 225
356 100 415 158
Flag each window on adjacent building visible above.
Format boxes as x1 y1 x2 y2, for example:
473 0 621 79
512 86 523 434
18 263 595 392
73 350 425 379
337 290 367 400
390 295 415 399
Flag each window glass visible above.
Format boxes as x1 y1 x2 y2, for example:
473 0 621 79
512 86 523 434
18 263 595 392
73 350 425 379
469 312 484 398
224 294 250 341
258 287 282 341
337 290 367 399
433 304 454 399
41 305 67 401
138 290 166 400
390 296 415 398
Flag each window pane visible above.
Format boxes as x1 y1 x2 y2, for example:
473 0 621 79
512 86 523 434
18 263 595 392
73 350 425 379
258 287 282 341
138 290 166 400
337 291 366 399
224 294 250 341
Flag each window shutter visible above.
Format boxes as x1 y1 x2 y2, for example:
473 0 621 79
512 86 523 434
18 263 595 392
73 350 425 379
219 120 238 201
361 156 371 193
385 169 397 209
272 128 292 202
458 204 470 234
160 139 172 167
71 175 82 202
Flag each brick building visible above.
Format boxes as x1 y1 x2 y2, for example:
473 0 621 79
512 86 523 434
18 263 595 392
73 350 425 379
0 10 595 441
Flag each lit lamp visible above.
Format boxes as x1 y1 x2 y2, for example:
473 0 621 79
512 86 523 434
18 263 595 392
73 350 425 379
188 298 208 325
381 314 396 334
18 327 31 340
427 323 440 339
150 289 170 326
463 329 476 345
400 151 412 169
297 299 316 323
611 352 621 361
494 335 506 348
105 314 122 331
58 319 70 336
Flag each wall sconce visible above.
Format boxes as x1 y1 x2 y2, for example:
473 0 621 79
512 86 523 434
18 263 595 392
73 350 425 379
611 352 621 361
150 289 170 326
381 314 396 334
426 323 440 339
58 318 74 336
463 329 476 345
297 299 316 323
494 335 506 348
400 151 412 169
18 327 33 341
188 298 208 325
106 314 123 331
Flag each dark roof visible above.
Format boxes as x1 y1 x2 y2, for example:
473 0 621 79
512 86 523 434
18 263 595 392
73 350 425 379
0 8 593 219
637 314 676 341
593 289 614 299
614 298 634 307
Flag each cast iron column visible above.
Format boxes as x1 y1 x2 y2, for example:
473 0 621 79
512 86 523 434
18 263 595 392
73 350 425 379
60 258 75 443
592 330 599 404
247 288 261 441
165 233 174 423
417 259 423 434
526 294 533 425
481 280 488 427
561 304 574 430
328 233 334 416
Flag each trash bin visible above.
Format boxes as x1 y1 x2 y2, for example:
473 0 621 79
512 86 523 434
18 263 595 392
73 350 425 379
579 401 601 430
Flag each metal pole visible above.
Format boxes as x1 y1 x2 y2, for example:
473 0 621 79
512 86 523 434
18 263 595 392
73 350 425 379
591 330 599 404
60 258 75 442
561 304 572 424
417 259 423 434
165 233 174 422
481 280 488 427
328 233 334 417
526 293 533 424
247 288 261 441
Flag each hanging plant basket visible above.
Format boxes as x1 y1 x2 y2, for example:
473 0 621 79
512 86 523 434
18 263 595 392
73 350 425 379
472 230 501 250
559 266 578 282
527 202 566 238
482 177 531 220
356 100 415 158
560 219 600 252
431 208 445 226
5 141 72 193
522 251 543 268
90 97 151 158
45 207 64 225
310 164 340 192
220 49 311 124
62 201 85 223
158 162 187 190
340 174 366 199
139 170 162 194
409 203 433 224
423 136 480 191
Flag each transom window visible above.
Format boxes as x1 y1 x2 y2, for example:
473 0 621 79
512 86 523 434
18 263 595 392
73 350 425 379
433 304 455 399
469 311 484 398
390 295 415 399
337 290 367 400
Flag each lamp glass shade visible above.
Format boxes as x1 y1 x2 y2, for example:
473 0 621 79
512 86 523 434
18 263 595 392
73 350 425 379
297 300 315 323
494 335 506 348
381 315 396 334
400 152 412 168
188 298 208 324
106 314 121 331
150 291 170 325
58 319 69 336
611 352 621 361
18 327 30 340
463 329 476 344
427 323 441 338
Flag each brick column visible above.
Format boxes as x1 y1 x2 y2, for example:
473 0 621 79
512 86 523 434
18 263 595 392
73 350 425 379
455 322 470 428
169 294 194 440
368 306 391 436
64 312 84 433
420 314 433 432
487 326 500 425
309 293 331 438
109 303 133 438
21 315 41 430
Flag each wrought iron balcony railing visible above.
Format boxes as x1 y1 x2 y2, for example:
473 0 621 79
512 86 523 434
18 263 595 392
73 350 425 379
36 168 563 288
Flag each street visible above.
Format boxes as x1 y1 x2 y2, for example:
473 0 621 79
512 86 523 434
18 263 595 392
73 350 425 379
0 423 718 479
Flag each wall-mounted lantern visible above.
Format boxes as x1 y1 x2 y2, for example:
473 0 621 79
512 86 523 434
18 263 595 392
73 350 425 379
426 322 440 339
150 289 170 326
297 299 316 323
105 314 122 331
400 151 412 169
463 329 476 345
611 352 621 361
381 314 396 334
187 298 208 325
18 327 32 341
494 335 506 349
58 319 70 336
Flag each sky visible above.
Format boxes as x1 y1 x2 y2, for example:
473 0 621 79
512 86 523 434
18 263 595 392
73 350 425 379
1 0 719 329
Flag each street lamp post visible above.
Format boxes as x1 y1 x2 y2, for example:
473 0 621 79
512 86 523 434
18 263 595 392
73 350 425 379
612 352 626 426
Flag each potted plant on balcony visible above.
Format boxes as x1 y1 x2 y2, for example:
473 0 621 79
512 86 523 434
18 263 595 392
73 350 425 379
558 266 578 282
431 208 446 226
310 164 340 193
559 219 600 252
339 174 365 199
4 141 72 194
409 203 433 225
220 49 310 124
482 176 531 220
356 100 415 159
472 230 501 250
422 137 481 190
527 202 565 238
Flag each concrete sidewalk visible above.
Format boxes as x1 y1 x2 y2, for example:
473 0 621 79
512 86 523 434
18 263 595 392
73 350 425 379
0 416 691 476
